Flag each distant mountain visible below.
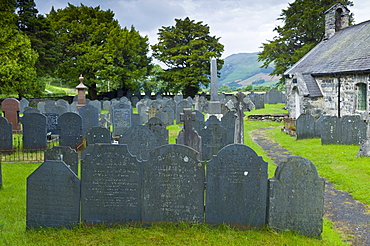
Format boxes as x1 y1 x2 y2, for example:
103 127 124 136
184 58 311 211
219 52 279 87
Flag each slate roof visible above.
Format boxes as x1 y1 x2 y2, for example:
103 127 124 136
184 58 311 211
285 20 370 76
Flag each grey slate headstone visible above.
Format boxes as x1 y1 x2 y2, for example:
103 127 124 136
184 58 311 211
200 123 228 160
45 113 59 135
78 104 100 136
37 101 45 114
142 144 204 223
89 100 102 112
44 100 56 114
0 116 13 151
268 156 325 237
321 116 340 145
221 111 236 144
192 110 205 135
26 160 80 228
19 98 29 114
23 107 40 115
22 113 47 150
206 144 268 227
111 102 132 136
44 146 79 175
296 114 316 139
56 99 70 112
81 144 142 224
146 117 168 146
85 126 111 145
176 100 191 123
160 106 175 126
58 112 82 148
340 115 366 145
119 125 160 161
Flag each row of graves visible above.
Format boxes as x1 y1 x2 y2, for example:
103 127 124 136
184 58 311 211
16 92 324 238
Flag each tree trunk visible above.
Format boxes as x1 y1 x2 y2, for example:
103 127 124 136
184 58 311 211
183 84 199 98
88 83 98 100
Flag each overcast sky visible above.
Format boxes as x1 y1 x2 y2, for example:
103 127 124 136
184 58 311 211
34 0 369 59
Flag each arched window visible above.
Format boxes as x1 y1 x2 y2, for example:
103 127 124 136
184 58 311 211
357 83 367 111
335 8 343 32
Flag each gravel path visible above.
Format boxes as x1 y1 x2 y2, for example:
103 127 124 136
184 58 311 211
249 127 370 245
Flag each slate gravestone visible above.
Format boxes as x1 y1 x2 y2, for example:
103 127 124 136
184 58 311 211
1 98 21 131
78 104 100 135
201 123 228 160
23 107 40 115
314 116 325 138
249 92 265 109
44 100 57 114
37 101 45 113
111 102 132 136
146 117 168 146
221 111 237 145
22 113 47 150
176 108 202 155
320 116 340 145
58 112 82 148
45 113 59 135
268 156 325 237
206 144 268 226
173 95 183 103
150 100 162 110
131 113 142 126
341 115 366 145
102 100 111 111
89 100 101 112
160 106 175 126
19 98 29 114
192 110 205 135
265 89 285 104
142 144 204 223
176 100 191 123
164 99 176 116
139 106 149 125
26 160 80 228
0 116 13 151
86 126 111 145
56 99 70 112
131 96 139 108
119 125 160 161
44 146 79 175
296 114 316 139
205 115 221 127
99 112 111 130
81 144 142 224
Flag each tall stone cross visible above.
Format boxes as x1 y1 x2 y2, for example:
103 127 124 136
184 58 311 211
234 92 247 144
177 108 201 156
146 105 158 119
180 108 196 133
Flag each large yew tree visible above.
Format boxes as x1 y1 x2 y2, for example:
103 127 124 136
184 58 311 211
152 17 224 97
258 0 353 86
47 3 151 99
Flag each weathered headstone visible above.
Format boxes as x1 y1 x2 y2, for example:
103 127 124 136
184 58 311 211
146 117 168 146
1 98 21 131
78 104 100 135
268 156 325 237
119 125 160 161
160 106 175 126
85 126 111 145
23 107 40 115
26 160 80 228
176 108 202 154
200 122 227 160
111 102 132 136
206 144 268 226
22 113 47 150
221 111 236 144
56 99 70 112
164 99 176 116
142 144 204 223
340 115 366 145
234 92 247 144
0 116 13 151
102 100 111 111
89 100 102 112
44 146 79 175
44 100 57 114
176 100 191 123
58 112 82 148
320 116 340 145
19 98 29 114
81 144 142 224
131 96 139 108
192 110 205 135
205 115 221 127
44 113 59 135
146 105 158 120
265 89 285 104
296 114 316 139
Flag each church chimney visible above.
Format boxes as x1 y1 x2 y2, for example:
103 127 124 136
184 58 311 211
324 3 350 39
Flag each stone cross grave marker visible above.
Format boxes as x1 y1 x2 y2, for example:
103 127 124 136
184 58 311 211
206 144 268 227
26 160 80 228
22 113 47 150
177 108 202 154
0 116 13 151
234 92 247 144
81 144 142 224
268 156 325 237
44 146 79 175
1 98 21 131
142 144 204 223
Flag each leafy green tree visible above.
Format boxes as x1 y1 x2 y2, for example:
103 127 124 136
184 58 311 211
152 17 224 97
47 4 151 99
0 0 40 98
258 0 353 85
16 0 61 77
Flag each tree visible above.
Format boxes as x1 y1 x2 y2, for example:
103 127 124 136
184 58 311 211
16 0 61 77
152 17 224 97
0 0 40 98
47 4 151 99
258 0 353 85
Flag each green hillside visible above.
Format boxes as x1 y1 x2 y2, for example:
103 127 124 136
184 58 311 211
219 52 279 88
